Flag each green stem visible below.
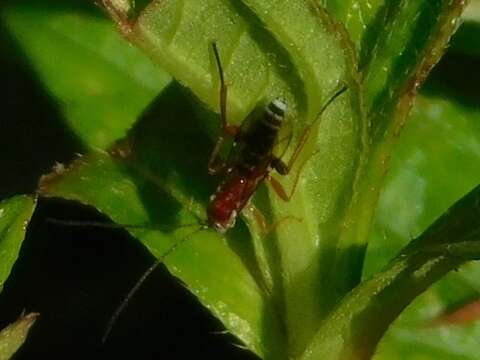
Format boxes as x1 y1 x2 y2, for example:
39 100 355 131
302 183 480 360
331 0 467 303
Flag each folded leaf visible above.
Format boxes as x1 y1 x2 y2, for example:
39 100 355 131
0 195 36 293
0 313 39 360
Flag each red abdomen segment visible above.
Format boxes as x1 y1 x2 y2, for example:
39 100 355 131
207 174 253 233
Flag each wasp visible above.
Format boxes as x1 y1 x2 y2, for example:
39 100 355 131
206 42 347 233
99 42 347 341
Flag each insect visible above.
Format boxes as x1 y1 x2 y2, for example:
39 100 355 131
206 42 347 233
98 41 348 341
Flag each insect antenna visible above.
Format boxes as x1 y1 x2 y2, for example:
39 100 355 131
46 217 202 232
47 218 148 230
316 82 348 119
101 224 207 343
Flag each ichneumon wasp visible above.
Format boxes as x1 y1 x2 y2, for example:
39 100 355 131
51 41 347 342
206 42 347 233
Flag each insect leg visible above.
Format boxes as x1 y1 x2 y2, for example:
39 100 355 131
269 83 348 200
208 42 240 175
247 201 302 232
276 83 348 176
266 174 289 201
267 162 311 202
269 215 303 233
245 203 268 234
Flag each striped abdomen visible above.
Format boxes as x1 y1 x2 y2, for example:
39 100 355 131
239 98 287 172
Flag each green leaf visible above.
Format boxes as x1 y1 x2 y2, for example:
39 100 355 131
375 279 480 360
302 182 480 360
2 3 171 149
44 0 365 357
0 195 36 293
218 1 365 353
366 94 480 277
22 0 469 359
326 0 468 298
0 313 39 360
39 83 286 359
365 92 480 359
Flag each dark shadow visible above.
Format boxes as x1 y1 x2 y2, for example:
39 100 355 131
450 21 480 56
105 82 288 357
422 52 480 110
0 2 288 356
118 82 216 222
0 0 103 17
0 68 261 360
0 15 85 199
110 82 266 281
0 198 259 360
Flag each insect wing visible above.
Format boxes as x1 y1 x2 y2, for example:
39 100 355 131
272 116 294 161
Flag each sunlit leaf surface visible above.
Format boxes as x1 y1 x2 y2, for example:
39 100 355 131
0 195 36 293
0 313 38 360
